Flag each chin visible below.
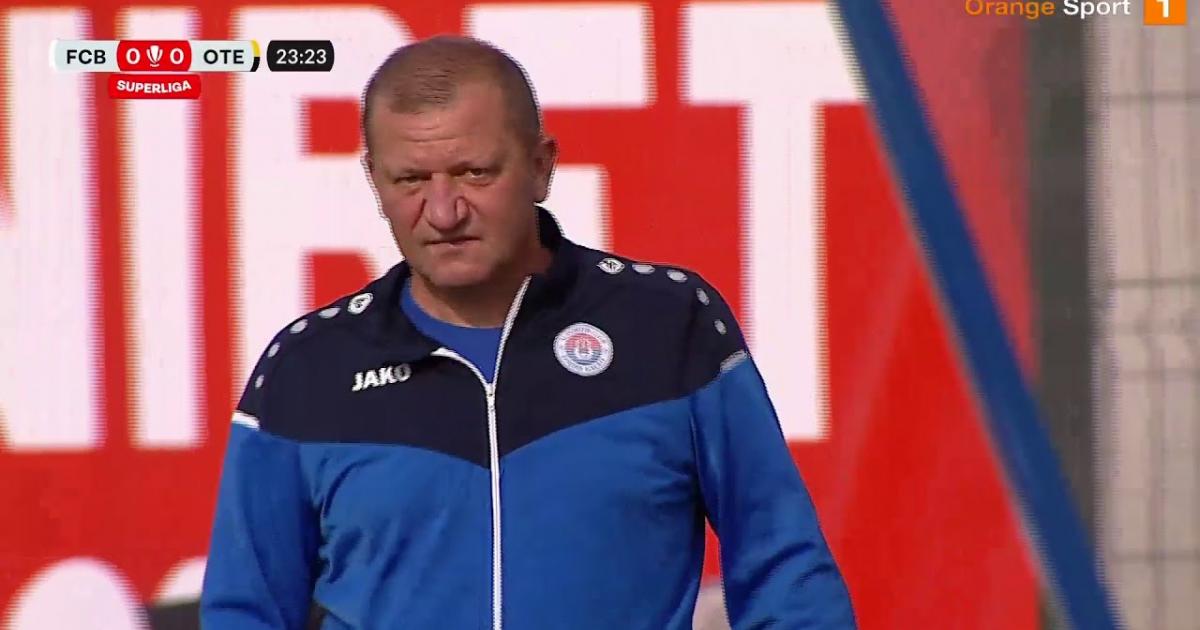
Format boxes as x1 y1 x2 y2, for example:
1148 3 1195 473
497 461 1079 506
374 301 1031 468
424 265 494 290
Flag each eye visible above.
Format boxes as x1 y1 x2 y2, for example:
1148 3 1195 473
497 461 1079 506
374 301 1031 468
465 168 490 179
394 174 424 185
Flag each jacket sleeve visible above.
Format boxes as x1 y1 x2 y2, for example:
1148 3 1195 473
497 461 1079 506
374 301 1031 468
200 340 320 629
684 278 856 628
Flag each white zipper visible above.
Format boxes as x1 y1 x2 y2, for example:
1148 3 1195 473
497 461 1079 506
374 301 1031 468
430 277 530 630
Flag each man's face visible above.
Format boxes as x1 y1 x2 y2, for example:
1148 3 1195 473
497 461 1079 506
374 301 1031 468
365 80 556 290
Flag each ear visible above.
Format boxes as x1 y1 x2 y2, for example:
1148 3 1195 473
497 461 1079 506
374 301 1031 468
531 135 559 204
362 153 385 219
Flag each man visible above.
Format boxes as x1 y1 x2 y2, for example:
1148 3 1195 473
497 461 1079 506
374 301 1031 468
200 35 855 629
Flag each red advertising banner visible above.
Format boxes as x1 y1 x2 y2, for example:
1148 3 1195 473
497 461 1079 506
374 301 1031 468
0 1 1038 627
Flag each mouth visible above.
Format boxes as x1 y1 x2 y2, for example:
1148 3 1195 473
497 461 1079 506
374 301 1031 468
427 236 479 250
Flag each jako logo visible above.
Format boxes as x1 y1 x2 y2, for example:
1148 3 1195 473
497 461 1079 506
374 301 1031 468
351 364 412 391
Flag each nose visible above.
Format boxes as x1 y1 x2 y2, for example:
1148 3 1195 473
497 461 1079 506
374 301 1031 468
423 173 468 231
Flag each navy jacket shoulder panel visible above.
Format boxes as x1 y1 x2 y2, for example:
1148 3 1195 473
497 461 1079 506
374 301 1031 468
674 269 750 394
236 266 493 466
236 269 399 432
494 245 752 455
569 245 748 384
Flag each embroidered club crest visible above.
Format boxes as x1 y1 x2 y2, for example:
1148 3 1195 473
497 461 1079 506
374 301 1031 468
554 323 614 377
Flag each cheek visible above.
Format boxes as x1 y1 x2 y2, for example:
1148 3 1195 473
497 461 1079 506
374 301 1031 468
463 191 516 237
379 193 423 233
471 177 527 214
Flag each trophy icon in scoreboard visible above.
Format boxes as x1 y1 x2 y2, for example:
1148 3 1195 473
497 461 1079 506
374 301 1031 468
148 44 163 68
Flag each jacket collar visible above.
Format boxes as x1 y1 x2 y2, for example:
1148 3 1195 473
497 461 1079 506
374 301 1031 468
363 206 579 361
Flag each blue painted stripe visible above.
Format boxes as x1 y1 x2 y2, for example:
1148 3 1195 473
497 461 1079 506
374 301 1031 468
832 2 1120 628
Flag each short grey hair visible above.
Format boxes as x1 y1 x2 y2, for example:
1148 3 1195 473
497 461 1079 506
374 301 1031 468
360 35 542 153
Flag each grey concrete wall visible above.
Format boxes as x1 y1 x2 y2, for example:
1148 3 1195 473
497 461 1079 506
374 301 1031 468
1089 15 1200 630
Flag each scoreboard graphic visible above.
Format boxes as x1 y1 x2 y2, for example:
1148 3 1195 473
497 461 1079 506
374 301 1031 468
51 39 334 98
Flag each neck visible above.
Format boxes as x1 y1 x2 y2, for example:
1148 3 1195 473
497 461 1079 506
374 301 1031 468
409 244 552 328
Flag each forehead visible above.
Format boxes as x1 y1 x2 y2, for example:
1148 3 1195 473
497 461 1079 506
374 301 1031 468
368 82 515 164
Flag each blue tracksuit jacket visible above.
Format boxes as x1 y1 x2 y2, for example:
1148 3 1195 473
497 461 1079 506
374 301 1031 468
200 208 856 629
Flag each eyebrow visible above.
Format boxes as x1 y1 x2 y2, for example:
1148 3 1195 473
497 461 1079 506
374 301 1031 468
386 149 505 176
450 158 496 171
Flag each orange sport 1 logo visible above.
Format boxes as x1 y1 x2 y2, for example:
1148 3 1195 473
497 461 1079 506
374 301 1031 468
965 0 1187 22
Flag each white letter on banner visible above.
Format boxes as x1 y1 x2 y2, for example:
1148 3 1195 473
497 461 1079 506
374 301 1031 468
0 9 99 451
467 3 652 250
8 558 148 630
155 556 207 606
119 8 201 449
234 8 410 385
685 3 860 441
